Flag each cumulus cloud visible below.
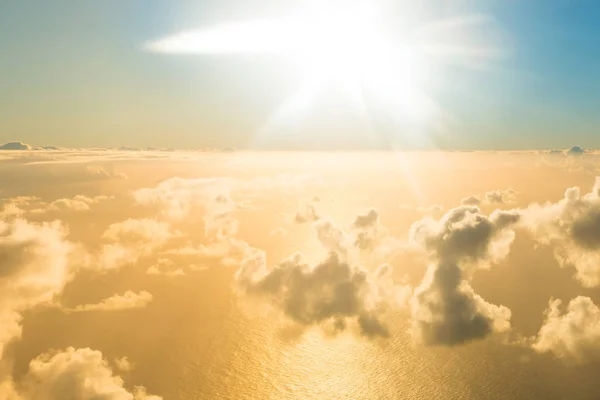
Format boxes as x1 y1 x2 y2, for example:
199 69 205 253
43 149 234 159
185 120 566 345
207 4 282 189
15 347 160 399
484 189 516 204
114 357 133 372
409 206 519 345
522 177 600 287
0 197 41 218
97 219 176 270
37 195 112 213
146 258 186 277
461 195 481 206
236 251 391 337
461 190 516 207
0 218 75 359
67 291 153 313
351 208 380 250
533 296 600 365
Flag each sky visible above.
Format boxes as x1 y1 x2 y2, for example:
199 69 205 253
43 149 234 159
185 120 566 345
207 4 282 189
1 0 599 150
4 3 600 398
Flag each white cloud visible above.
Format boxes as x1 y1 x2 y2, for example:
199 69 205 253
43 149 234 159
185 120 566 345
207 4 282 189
533 296 600 364
113 357 133 372
67 291 153 313
96 219 176 270
0 218 75 359
35 195 112 213
460 195 481 206
521 177 600 287
17 347 161 399
146 258 186 277
484 189 517 204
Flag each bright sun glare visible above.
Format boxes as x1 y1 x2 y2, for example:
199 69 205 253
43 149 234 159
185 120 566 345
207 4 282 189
147 1 506 147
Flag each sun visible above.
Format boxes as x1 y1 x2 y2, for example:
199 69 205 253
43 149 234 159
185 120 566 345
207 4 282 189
145 2 505 148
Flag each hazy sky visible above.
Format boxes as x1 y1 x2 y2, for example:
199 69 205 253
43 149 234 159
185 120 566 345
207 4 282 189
1 0 599 149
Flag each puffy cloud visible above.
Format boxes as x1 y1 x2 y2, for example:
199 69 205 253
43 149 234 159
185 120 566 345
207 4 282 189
97 219 176 270
37 195 112 213
313 219 353 259
67 291 153 313
351 208 380 250
460 195 481 206
409 206 518 345
0 197 41 218
533 296 600 365
294 203 319 224
17 347 160 399
236 251 391 337
484 189 516 204
80 165 127 181
146 258 186 277
352 208 378 230
0 218 75 359
461 190 516 207
522 177 600 287
113 357 133 372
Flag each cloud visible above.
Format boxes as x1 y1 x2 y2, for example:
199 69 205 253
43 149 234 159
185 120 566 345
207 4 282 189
16 347 160 399
351 208 380 250
236 251 390 337
37 195 112 213
521 177 600 287
0 142 31 150
461 190 516 207
352 208 378 229
533 296 600 365
0 197 41 218
114 357 133 372
97 219 176 270
484 189 516 204
134 175 319 221
0 218 76 359
146 258 186 277
409 206 518 345
294 203 319 224
313 219 353 259
461 195 481 206
67 291 153 313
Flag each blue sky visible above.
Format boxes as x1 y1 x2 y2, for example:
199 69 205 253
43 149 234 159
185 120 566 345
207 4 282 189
0 0 598 149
